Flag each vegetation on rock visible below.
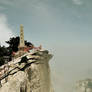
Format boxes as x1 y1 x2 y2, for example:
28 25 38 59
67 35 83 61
0 36 33 66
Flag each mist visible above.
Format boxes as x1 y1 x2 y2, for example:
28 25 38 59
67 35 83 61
0 0 92 92
49 43 92 92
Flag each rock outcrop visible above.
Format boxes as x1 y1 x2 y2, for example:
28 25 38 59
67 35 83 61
0 50 54 92
76 79 92 92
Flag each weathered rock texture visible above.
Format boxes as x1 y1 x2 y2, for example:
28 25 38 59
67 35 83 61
0 50 54 92
76 79 92 92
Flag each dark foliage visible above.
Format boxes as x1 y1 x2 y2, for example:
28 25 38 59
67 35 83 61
6 36 33 52
0 57 5 66
0 36 33 66
0 46 9 66
25 40 33 47
6 36 20 52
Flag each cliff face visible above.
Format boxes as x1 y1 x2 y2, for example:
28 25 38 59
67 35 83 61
0 50 53 92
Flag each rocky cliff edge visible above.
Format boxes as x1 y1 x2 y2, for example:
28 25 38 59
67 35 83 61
0 50 54 92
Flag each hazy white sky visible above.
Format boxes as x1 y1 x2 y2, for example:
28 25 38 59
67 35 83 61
0 0 92 92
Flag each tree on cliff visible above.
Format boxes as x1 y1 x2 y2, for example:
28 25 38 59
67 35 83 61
0 36 33 66
6 36 20 52
6 36 33 52
0 46 9 66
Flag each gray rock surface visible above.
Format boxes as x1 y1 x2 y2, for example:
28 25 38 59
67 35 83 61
0 50 53 92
